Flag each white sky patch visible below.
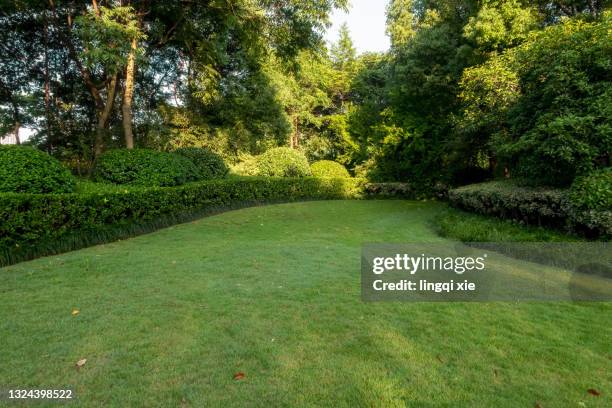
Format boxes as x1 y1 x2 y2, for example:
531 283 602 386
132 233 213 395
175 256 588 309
325 0 391 54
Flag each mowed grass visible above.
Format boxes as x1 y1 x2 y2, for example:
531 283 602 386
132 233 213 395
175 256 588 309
0 200 610 407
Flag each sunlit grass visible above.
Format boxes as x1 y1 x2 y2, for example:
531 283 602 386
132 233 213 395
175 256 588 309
1 201 609 407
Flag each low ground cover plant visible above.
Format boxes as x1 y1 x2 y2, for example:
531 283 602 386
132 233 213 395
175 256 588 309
310 160 350 178
256 147 312 177
0 145 75 194
94 149 200 187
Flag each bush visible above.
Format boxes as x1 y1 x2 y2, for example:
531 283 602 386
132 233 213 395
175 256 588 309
448 179 611 238
0 145 75 193
568 168 612 236
256 147 312 177
448 181 568 227
310 160 350 178
0 177 364 265
363 182 415 199
174 147 228 179
231 154 259 176
94 149 200 187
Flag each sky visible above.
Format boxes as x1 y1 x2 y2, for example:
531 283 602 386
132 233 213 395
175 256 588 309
324 0 391 54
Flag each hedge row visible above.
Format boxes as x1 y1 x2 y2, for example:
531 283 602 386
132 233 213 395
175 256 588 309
448 181 611 237
0 177 365 266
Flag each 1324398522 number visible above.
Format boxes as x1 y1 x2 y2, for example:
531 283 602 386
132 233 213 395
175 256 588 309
6 389 73 399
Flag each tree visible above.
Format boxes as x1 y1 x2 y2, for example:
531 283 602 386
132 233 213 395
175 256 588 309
386 0 416 48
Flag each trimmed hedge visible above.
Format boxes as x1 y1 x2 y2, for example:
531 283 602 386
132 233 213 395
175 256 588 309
0 145 75 193
311 160 350 178
174 147 229 179
0 177 364 266
94 149 200 187
256 147 312 177
448 180 610 237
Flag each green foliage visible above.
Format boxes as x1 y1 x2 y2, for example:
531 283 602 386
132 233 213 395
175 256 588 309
463 0 538 52
94 149 200 187
448 179 611 237
230 154 260 176
174 147 229 180
448 181 569 226
386 0 416 48
0 177 364 260
460 13 612 186
310 160 350 178
75 6 144 74
256 147 312 177
569 168 612 211
0 145 75 193
567 168 612 236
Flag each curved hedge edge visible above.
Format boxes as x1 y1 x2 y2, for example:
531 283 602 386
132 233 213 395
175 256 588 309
0 177 366 268
0 199 319 268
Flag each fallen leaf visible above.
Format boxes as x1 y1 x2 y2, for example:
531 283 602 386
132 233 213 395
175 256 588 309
75 358 87 368
587 388 601 396
71 309 80 316
233 372 245 380
534 403 543 408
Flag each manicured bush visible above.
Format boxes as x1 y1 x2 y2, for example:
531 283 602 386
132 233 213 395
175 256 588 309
256 147 312 177
567 168 612 236
448 179 611 238
0 177 365 265
174 147 228 179
311 160 350 178
0 145 75 193
448 181 569 227
94 149 200 187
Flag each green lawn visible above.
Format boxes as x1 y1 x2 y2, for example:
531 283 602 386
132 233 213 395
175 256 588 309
1 201 610 407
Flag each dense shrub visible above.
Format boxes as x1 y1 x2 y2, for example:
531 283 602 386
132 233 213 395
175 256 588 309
174 147 228 179
0 177 365 265
567 168 612 236
0 145 75 193
448 180 611 237
256 147 312 177
94 149 200 187
363 182 414 199
231 154 259 176
310 160 350 178
448 181 568 226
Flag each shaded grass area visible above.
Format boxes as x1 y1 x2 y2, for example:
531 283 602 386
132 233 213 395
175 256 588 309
1 201 610 407
435 207 585 242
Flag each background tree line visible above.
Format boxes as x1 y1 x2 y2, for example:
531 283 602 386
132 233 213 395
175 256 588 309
1 0 609 188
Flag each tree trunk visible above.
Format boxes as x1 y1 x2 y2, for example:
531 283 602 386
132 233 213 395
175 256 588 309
94 74 118 158
14 121 20 145
122 37 137 149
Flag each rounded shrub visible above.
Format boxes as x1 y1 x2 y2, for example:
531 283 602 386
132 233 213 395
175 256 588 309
0 145 75 193
174 147 228 179
310 160 350 178
94 148 200 187
256 147 312 177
